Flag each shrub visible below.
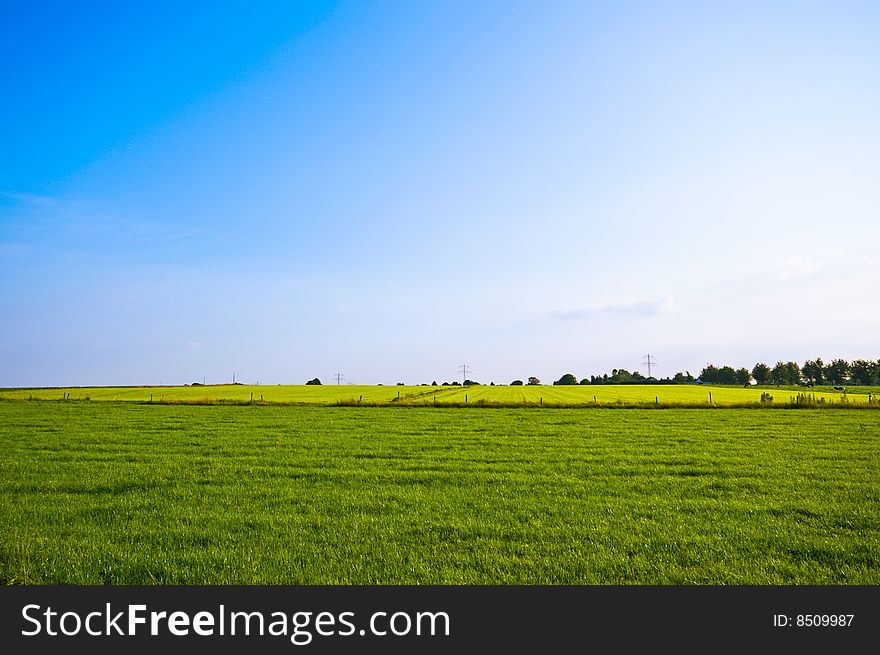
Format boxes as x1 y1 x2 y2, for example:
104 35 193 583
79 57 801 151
305 378 322 385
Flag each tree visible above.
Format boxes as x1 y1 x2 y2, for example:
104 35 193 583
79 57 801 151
770 361 800 386
825 359 850 386
305 378 322 385
802 358 825 385
527 376 541 385
735 368 751 386
610 368 633 383
700 365 720 384
510 380 524 386
751 363 771 385
579 378 591 385
672 371 694 383
769 362 787 386
702 365 741 385
554 373 578 385
719 366 738 384
849 360 876 386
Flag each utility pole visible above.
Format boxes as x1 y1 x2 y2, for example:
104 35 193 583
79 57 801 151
233 372 236 385
334 372 345 385
457 364 471 384
642 354 657 379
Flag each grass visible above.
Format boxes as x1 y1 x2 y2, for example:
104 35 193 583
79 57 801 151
1 383 878 407
1 401 878 584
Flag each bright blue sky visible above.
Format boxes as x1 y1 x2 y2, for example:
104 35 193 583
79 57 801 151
2 1 879 386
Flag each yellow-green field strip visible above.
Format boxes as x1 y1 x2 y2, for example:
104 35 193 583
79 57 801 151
1 384 878 407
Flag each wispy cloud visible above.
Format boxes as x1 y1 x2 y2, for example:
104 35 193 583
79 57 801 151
550 297 675 320
778 256 818 281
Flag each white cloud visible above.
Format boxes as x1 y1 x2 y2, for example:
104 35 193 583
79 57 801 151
550 297 675 320
779 256 818 281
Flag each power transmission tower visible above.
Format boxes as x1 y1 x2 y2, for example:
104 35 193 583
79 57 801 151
333 372 345 385
457 364 471 384
642 354 657 379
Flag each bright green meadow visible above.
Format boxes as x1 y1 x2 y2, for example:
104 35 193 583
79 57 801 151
1 401 877 584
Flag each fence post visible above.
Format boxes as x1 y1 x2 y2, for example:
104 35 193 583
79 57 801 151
709 391 712 404
250 392 253 403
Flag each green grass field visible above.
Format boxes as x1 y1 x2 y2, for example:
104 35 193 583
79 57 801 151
1 383 877 406
2 401 877 584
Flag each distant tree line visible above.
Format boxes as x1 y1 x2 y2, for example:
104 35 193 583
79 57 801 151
700 358 879 386
306 358 879 387
546 357 880 388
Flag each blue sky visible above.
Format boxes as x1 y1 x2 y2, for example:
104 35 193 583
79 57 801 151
2 1 879 386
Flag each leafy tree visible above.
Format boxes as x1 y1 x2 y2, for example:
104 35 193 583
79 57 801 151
510 380 524 386
751 363 771 385
699 365 720 384
802 358 825 385
735 368 751 386
579 378 591 385
610 369 633 383
849 360 877 386
718 366 738 384
431 380 437 386
672 371 694 383
527 376 541 385
554 373 578 385
825 359 850 386
770 361 800 386
769 362 787 385
305 378 322 385
701 365 739 385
